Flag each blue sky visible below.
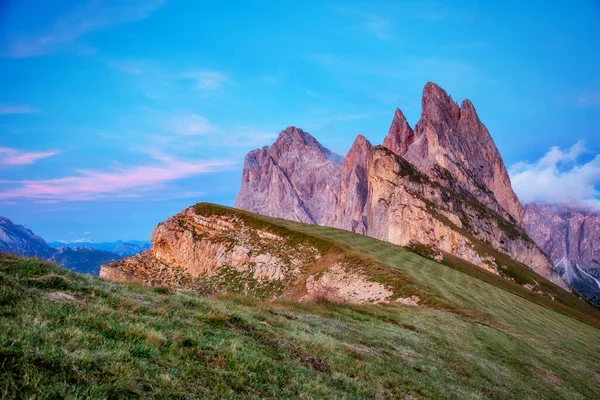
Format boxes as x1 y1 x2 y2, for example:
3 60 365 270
1 0 599 242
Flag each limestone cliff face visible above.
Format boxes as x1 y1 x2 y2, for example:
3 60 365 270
524 203 600 300
385 82 524 226
101 204 409 304
235 82 568 292
331 135 372 234
234 126 342 225
365 147 566 289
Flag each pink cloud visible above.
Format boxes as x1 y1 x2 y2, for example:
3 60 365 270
0 153 236 201
0 147 59 165
0 105 37 115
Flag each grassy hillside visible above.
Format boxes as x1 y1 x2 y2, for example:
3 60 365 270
1 204 600 399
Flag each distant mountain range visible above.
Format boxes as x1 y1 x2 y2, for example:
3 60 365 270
524 203 600 305
48 240 151 256
0 217 148 275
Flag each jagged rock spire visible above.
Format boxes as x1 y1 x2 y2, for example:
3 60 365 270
331 134 373 234
383 108 414 155
396 82 525 226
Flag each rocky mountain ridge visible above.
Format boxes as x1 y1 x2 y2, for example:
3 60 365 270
387 83 523 226
234 126 343 225
524 203 600 304
101 204 419 304
0 217 123 274
48 240 151 256
235 82 567 291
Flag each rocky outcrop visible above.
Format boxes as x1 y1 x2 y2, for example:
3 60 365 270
385 82 524 226
383 108 414 156
235 82 568 291
331 135 372 234
301 263 394 304
524 203 600 301
235 82 568 289
234 126 342 225
365 147 567 289
101 204 407 303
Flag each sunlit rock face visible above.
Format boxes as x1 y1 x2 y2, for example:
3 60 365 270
234 126 342 225
234 82 568 291
101 205 404 304
384 82 524 227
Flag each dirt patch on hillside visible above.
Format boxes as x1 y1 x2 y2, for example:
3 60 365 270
42 291 78 302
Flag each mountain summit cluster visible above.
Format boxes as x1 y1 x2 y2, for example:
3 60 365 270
234 82 599 302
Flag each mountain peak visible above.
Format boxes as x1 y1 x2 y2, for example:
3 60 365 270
459 99 479 121
345 134 373 169
278 126 317 145
421 82 460 123
272 126 337 160
352 134 371 148
383 108 414 155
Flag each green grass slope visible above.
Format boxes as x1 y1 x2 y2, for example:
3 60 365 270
1 204 600 399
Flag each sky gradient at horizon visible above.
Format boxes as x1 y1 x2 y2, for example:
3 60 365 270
1 0 600 242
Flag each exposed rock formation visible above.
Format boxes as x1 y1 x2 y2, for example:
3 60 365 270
524 203 600 302
365 147 566 289
384 82 524 226
331 135 372 234
234 126 342 225
235 82 568 291
383 108 414 156
101 204 408 303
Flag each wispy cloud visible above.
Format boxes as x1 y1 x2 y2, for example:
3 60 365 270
4 0 165 58
364 14 391 40
509 141 600 210
183 71 230 90
0 105 37 115
169 114 215 136
0 153 236 202
111 60 230 98
0 147 59 165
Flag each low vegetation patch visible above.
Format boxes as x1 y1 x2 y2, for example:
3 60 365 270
2 247 600 399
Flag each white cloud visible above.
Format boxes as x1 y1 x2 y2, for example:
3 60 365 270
0 147 59 165
509 141 600 210
4 0 165 58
